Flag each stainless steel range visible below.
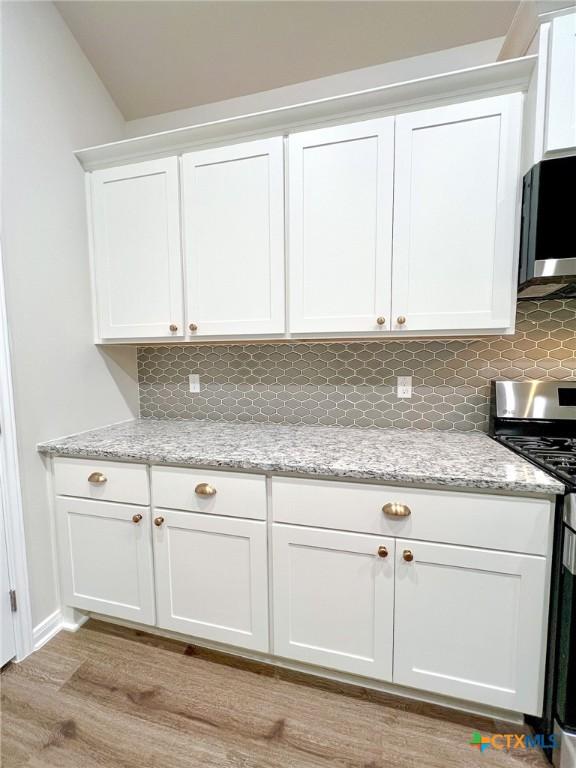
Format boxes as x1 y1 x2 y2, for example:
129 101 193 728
490 381 576 767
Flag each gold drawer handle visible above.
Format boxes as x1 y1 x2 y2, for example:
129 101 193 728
195 483 217 497
88 472 107 485
376 316 386 326
377 545 388 558
382 502 411 517
403 549 414 562
397 315 406 325
154 516 165 527
132 514 143 524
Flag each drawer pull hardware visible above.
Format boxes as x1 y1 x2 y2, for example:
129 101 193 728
377 545 388 558
189 323 198 332
88 472 107 485
154 516 165 527
169 324 178 332
403 549 414 562
195 482 217 497
397 315 406 325
382 502 411 517
376 316 386 326
132 514 143 524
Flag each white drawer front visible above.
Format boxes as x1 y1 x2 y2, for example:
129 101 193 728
54 458 149 505
152 466 266 520
272 477 553 555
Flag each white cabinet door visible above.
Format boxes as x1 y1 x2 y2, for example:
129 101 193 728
183 138 285 336
91 158 184 340
546 12 576 154
154 510 269 652
55 498 155 624
288 118 394 334
393 539 548 715
273 525 394 680
392 94 522 333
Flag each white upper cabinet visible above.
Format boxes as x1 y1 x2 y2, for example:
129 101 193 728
91 157 184 340
91 157 183 339
288 118 394 334
392 94 522 333
182 138 285 337
545 12 576 154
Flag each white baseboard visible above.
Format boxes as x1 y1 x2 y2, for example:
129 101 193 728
32 608 89 650
32 609 63 651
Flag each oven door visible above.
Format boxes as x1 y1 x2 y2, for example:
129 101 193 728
554 503 576 767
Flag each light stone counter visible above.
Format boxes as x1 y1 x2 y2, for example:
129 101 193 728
38 419 564 496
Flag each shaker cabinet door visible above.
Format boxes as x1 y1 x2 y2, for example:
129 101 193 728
55 497 155 624
393 539 548 715
288 118 394 334
392 94 522 333
273 524 394 680
154 510 269 652
91 157 184 340
182 138 285 337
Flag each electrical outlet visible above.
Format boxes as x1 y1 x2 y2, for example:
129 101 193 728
188 374 201 393
397 376 412 399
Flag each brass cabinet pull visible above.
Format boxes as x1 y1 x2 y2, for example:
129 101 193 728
132 514 143 524
154 516 165 527
195 482 217 497
377 545 388 558
169 324 178 332
88 472 107 485
382 502 411 518
376 316 386 326
403 549 414 562
189 323 198 332
397 316 406 325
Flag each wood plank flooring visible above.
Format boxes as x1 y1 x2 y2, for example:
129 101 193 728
1 620 549 768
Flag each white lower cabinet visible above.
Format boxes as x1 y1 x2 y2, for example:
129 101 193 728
153 510 269 652
55 497 155 624
273 524 395 680
54 460 552 716
393 539 548 715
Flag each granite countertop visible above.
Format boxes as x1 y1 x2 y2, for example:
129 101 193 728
37 419 564 496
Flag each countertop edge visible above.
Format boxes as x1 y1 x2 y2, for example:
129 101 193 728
37 443 565 497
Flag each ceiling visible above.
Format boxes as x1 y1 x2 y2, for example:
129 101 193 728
56 1 519 122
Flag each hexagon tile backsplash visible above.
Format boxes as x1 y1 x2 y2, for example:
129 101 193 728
138 300 576 432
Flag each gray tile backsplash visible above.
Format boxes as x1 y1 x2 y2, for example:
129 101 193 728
138 299 576 432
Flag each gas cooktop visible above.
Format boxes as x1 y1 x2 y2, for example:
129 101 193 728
498 436 576 485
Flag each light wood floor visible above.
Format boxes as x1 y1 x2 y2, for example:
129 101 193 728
1 620 549 768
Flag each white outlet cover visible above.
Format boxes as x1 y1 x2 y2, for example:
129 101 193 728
397 376 412 399
189 374 201 393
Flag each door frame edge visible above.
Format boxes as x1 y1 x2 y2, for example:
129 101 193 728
0 243 34 660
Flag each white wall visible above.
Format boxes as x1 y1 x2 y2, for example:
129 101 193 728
126 37 504 137
1 1 138 632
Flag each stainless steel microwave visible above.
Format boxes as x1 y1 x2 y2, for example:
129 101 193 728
518 155 576 299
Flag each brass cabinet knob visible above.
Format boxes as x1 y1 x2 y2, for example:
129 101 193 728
403 549 414 562
132 514 143 524
189 323 198 332
382 502 411 517
376 316 386 326
195 482 217 497
88 472 107 485
169 324 178 332
153 516 165 527
377 545 388 558
397 316 406 325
